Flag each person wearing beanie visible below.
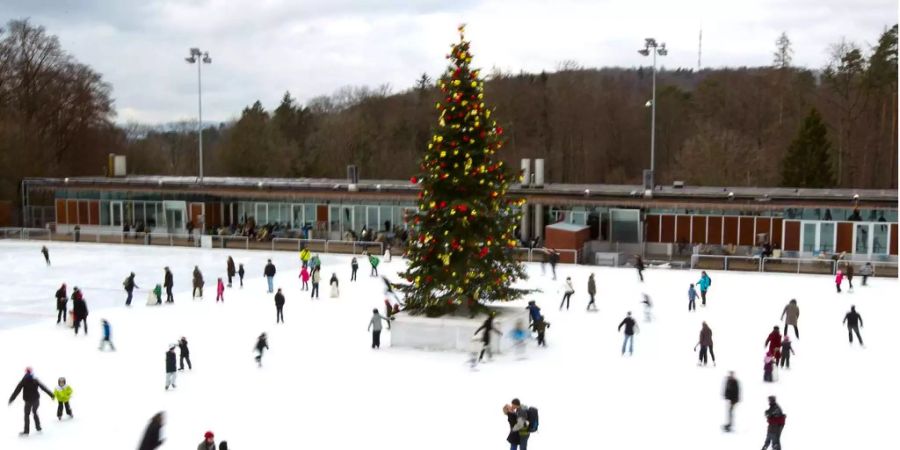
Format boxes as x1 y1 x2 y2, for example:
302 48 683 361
762 396 786 449
8 367 55 435
198 431 216 450
165 345 177 390
274 289 285 323
72 287 88 335
55 283 68 324
53 377 73 420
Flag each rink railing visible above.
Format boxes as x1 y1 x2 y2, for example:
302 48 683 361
691 254 898 277
270 237 384 256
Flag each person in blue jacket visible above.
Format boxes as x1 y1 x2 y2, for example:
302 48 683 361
526 300 542 324
99 319 115 351
697 271 712 306
688 283 698 311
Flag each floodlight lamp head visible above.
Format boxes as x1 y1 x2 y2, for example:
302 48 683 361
185 57 196 63
645 38 657 47
202 55 212 64
189 48 201 56
638 49 650 56
658 43 668 56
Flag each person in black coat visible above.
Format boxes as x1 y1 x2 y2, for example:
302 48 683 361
351 257 359 281
41 246 50 266
124 272 138 306
635 255 645 282
618 312 638 355
264 260 277 294
843 305 864 346
55 283 67 324
179 337 192 371
72 288 88 335
8 368 55 435
164 267 174 303
548 249 560 280
165 346 177 390
238 263 245 288
138 412 166 450
226 256 236 288
255 333 269 367
502 403 520 447
722 371 740 432
473 314 502 362
274 289 285 323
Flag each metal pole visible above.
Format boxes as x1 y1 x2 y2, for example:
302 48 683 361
197 58 204 181
650 48 657 174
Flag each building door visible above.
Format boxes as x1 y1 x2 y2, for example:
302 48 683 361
254 203 268 224
366 206 380 231
854 223 871 257
111 201 123 227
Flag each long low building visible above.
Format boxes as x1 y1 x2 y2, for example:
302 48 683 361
20 175 899 260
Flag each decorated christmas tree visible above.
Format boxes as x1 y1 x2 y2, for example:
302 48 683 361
400 25 528 317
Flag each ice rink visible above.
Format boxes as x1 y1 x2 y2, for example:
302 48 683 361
0 240 897 449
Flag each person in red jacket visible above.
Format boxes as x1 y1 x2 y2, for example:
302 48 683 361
762 395 786 449
764 326 782 363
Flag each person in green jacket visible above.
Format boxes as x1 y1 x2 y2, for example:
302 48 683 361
54 377 73 420
153 284 162 305
368 252 380 277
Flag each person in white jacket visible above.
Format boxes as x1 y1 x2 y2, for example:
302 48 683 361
329 273 339 298
559 276 575 311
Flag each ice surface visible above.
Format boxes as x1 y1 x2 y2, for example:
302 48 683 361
0 240 897 449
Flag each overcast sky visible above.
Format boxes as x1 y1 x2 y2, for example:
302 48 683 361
4 0 895 123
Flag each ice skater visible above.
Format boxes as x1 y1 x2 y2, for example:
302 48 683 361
254 333 268 367
548 248 560 280
72 288 88 335
618 311 638 355
350 257 358 281
8 367 55 435
300 265 310 291
310 267 320 299
138 411 165 450
53 377 73 420
329 273 340 298
123 272 138 306
368 308 391 349
843 305 864 346
834 269 844 293
526 300 542 324
299 247 311 267
844 263 855 291
151 284 162 305
226 256 236 287
178 337 192 371
641 293 653 322
763 350 776 382
532 315 550 347
165 345 177 390
511 320 529 359
382 276 402 305
164 267 174 303
860 262 873 286
264 259 277 293
215 278 224 302
781 299 799 339
274 288 285 323
586 273 597 311
765 326 782 363
688 283 698 311
198 431 217 450
192 266 204 299
697 271 712 306
99 319 115 351
474 313 502 361
722 371 740 432
779 335 795 369
55 283 67 324
635 255 645 282
368 251 380 277
238 263 245 288
41 246 50 266
559 276 574 310
694 321 715 366
761 396 786 450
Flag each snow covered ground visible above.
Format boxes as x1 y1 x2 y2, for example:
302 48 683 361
0 239 897 449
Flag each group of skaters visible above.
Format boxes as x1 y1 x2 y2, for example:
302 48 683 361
7 368 75 436
136 413 230 450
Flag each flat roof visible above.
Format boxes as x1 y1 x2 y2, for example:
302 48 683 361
23 175 898 206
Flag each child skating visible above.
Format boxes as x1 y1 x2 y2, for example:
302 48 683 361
53 377 73 420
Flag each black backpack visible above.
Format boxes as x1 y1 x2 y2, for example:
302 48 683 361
526 406 539 432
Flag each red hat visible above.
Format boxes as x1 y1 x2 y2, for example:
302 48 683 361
204 431 214 439
25 367 33 375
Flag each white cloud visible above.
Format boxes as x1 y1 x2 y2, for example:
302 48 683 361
5 0 894 123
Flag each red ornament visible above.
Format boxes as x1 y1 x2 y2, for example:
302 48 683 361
410 176 418 184
496 127 504 135
479 247 489 258
457 204 468 213
439 201 447 208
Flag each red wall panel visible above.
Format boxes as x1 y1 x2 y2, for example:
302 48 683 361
660 215 675 243
756 218 771 243
56 200 67 225
772 219 783 247
891 224 898 256
88 200 100 226
675 216 691 243
723 217 739 245
738 217 755 245
66 200 78 225
836 222 853 253
691 216 707 244
783 221 800 251
707 217 723 245
77 201 89 226
645 215 661 243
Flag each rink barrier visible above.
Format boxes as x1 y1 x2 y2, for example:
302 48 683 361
0 227 50 240
691 254 897 277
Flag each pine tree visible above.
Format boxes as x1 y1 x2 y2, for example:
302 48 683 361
781 108 836 188
399 25 527 317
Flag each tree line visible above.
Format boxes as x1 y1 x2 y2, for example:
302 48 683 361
1 20 896 208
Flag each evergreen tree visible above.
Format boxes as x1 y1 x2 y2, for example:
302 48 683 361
781 108 836 188
399 25 527 317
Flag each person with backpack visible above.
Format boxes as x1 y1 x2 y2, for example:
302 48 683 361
254 333 269 367
474 313 502 362
351 257 359 281
237 263 245 288
192 266 205 299
274 288 285 323
99 319 115 351
310 267 321 299
164 267 174 303
722 371 740 432
510 398 537 449
843 305 864 346
618 312 638 356
779 335 795 369
694 321 715 366
165 345 177 390
53 376 73 420
586 273 597 311
264 259 277 294
368 308 391 349
8 367 55 436
781 299 800 339
179 337 192 371
216 278 225 302
72 288 88 335
368 252 380 277
123 272 138 306
55 283 67 324
41 246 50 266
697 271 711 306
226 256 236 288
559 276 574 311
762 396 786 450
688 283 698 311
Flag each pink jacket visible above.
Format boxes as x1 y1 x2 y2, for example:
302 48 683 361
300 267 310 282
217 280 225 294
835 270 844 284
